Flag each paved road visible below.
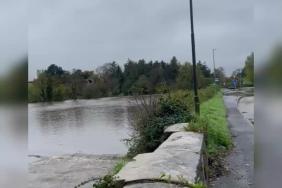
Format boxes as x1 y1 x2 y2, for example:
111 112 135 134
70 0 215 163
210 95 254 188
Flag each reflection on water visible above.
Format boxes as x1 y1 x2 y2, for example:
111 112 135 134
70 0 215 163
29 97 136 156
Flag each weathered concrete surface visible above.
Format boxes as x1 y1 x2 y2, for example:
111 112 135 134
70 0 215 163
164 123 188 133
29 154 120 188
210 95 254 188
156 132 202 153
238 96 254 125
124 182 185 188
116 132 203 185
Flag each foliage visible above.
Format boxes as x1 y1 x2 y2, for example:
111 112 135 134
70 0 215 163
198 85 219 102
126 94 193 157
126 86 218 158
186 93 232 179
190 183 206 188
213 67 226 86
28 83 41 103
186 116 208 133
242 52 254 86
200 93 231 155
92 158 129 188
112 158 129 175
92 175 122 188
29 57 214 102
227 52 254 88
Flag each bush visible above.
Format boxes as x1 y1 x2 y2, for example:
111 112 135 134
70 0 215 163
53 84 68 101
186 116 208 134
28 83 41 103
126 94 193 157
198 85 219 103
126 85 219 158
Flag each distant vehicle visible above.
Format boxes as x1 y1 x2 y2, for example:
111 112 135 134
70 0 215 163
229 79 238 89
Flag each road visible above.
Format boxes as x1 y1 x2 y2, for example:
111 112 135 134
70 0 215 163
210 93 254 188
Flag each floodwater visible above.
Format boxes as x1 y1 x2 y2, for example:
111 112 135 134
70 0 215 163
28 96 137 156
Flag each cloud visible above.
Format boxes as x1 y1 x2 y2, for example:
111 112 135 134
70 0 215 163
28 0 255 80
0 0 27 76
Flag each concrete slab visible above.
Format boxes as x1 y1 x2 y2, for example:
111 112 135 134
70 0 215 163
156 132 203 153
164 123 188 133
116 132 203 184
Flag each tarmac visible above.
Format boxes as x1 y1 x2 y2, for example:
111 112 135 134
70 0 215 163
210 91 254 188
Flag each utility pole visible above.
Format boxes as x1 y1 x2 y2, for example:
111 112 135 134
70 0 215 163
189 0 200 115
212 48 216 84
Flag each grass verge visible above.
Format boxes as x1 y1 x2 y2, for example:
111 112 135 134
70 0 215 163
186 92 232 180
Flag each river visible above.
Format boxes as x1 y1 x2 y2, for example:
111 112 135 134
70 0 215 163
29 96 137 156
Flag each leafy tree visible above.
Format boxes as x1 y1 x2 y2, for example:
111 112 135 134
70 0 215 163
176 63 193 90
197 61 211 78
29 57 215 103
131 75 152 94
242 52 254 85
45 64 64 76
214 67 226 86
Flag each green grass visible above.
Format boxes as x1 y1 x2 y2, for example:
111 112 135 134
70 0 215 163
112 158 129 175
186 92 232 179
187 92 232 155
202 93 232 155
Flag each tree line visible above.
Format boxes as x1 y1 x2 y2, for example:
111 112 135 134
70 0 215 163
28 57 216 102
230 52 254 87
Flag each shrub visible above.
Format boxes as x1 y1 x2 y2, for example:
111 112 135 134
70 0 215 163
28 83 41 103
52 84 68 101
198 85 219 103
126 94 192 157
126 85 219 157
186 116 208 134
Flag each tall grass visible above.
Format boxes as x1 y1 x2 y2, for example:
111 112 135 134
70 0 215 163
188 92 232 154
187 92 232 179
202 93 232 155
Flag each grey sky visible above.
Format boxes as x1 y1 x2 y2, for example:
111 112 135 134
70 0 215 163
28 0 256 80
0 0 27 76
28 0 255 80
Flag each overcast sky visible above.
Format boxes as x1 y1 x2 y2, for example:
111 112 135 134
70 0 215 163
0 0 273 80
27 0 258 80
0 0 26 76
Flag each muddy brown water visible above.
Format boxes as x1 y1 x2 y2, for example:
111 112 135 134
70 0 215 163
29 96 138 156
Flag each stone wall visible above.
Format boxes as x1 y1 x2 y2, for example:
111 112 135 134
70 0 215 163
116 123 205 187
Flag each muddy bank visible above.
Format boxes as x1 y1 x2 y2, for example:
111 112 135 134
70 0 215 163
29 154 121 188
